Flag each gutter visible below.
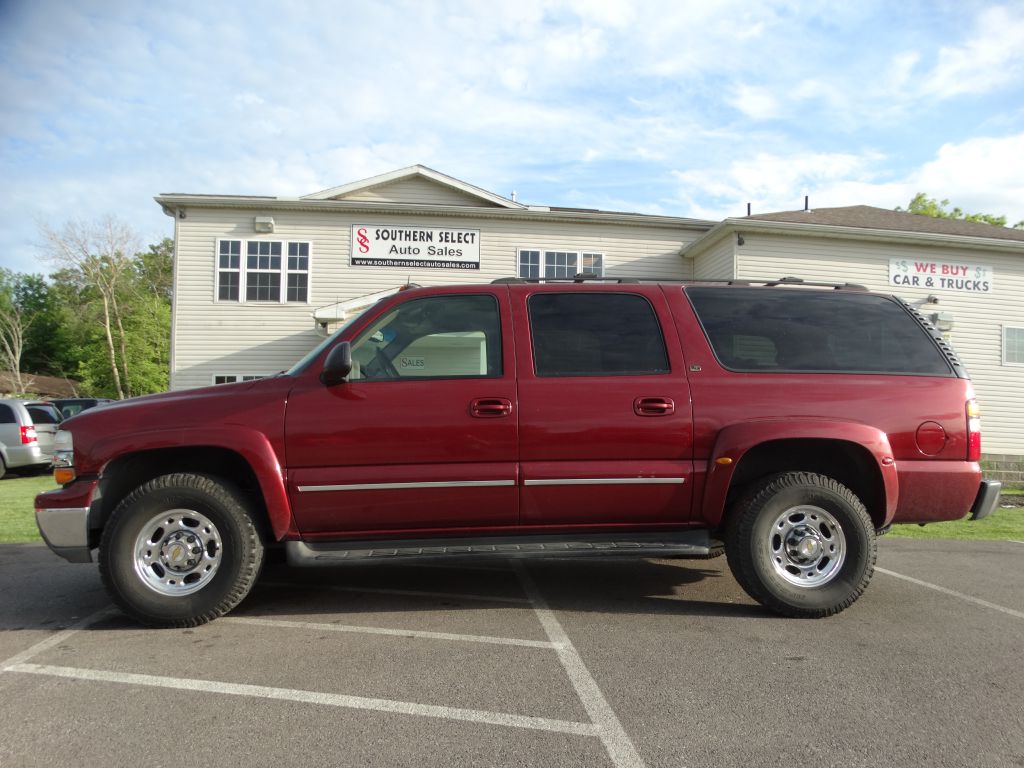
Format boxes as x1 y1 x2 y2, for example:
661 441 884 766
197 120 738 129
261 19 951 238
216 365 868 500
153 195 715 232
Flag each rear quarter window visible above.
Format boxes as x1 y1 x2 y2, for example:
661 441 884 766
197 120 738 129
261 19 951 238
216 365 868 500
686 287 953 376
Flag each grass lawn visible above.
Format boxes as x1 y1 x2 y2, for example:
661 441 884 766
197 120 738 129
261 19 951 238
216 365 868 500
1 473 1022 544
0 474 59 543
887 503 1024 540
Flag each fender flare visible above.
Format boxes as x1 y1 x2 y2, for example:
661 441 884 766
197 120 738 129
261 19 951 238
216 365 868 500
701 419 899 527
92 426 295 540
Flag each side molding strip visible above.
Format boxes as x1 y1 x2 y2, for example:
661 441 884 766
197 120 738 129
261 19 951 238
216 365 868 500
297 480 516 493
523 478 686 486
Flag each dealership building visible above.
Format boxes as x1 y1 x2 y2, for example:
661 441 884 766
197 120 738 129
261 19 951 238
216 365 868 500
155 165 1024 472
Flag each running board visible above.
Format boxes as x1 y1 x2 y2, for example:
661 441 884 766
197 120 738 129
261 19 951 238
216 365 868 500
286 531 719 567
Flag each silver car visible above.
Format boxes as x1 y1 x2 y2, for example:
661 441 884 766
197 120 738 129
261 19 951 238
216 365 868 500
0 399 62 478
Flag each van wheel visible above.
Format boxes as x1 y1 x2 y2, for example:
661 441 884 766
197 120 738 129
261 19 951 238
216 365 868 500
0 457 6 480
725 472 876 618
99 473 264 628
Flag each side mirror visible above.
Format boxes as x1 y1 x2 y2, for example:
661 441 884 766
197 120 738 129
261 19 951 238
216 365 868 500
320 342 353 386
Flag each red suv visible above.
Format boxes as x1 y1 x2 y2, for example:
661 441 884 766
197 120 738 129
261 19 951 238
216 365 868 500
35 277 1000 626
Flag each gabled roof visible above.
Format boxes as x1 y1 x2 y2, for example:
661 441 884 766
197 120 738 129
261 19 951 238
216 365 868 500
300 164 526 209
684 204 1024 257
747 205 1024 242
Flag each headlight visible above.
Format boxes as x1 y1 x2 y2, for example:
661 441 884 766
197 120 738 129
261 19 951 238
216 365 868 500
52 430 75 485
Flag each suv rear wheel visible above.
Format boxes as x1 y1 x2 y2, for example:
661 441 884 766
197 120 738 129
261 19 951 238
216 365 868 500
99 473 264 628
725 472 876 618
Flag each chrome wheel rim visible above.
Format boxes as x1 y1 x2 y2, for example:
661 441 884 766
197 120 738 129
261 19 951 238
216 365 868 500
767 505 846 588
133 509 222 596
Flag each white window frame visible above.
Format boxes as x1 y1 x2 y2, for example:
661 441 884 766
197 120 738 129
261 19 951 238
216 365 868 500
212 373 269 385
517 248 605 279
1003 325 1024 366
215 238 312 304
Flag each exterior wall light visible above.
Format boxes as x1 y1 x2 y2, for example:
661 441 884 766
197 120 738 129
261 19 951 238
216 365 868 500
254 216 275 233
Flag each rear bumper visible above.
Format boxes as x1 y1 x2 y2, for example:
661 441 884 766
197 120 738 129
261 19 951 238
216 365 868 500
4 443 48 470
969 480 1002 521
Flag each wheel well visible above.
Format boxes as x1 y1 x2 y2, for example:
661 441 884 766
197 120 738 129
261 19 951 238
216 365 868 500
90 447 269 546
726 439 886 529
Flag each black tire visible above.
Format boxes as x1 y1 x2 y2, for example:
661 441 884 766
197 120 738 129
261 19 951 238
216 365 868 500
724 472 876 618
99 473 264 628
0 457 6 480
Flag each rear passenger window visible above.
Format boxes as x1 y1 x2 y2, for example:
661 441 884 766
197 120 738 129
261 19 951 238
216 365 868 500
529 293 670 376
686 287 953 376
0 405 14 423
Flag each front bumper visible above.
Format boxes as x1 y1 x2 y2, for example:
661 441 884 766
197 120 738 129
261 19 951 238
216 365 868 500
34 479 99 563
969 479 1002 521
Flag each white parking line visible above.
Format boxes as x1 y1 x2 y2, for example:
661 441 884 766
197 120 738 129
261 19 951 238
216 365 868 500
876 567 1024 620
222 616 556 649
514 562 646 768
259 580 531 605
7 663 600 737
0 607 114 671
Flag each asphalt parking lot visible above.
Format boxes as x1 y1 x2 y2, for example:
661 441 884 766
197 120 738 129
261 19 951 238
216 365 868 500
1 538 1022 768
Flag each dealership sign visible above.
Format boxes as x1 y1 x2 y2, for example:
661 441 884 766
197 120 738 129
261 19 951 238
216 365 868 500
889 258 993 293
351 225 480 269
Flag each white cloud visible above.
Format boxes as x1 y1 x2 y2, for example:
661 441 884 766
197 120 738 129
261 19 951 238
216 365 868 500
727 84 781 120
2 0 1024 276
670 133 1024 225
921 5 1024 98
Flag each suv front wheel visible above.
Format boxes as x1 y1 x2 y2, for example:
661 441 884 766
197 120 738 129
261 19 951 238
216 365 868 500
99 473 264 628
725 472 876 618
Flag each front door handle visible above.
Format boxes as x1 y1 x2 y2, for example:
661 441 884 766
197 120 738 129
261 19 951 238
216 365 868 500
471 398 513 418
634 397 675 416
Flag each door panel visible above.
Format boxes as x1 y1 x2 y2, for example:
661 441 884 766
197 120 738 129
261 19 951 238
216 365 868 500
513 286 694 526
285 289 517 536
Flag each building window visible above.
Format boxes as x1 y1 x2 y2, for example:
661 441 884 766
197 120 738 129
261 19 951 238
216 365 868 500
517 250 605 279
216 239 310 303
218 240 241 300
1005 327 1024 365
213 374 267 385
287 242 309 302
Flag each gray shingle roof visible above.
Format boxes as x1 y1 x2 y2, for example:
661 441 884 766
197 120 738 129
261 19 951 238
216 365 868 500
745 205 1024 243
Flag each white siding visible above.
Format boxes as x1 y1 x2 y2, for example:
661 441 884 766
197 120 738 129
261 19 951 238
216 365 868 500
336 176 502 207
736 232 1024 454
172 206 700 390
692 237 735 279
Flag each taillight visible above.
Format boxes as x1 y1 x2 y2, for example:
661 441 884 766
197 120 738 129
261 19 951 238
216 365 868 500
966 399 982 462
20 425 37 445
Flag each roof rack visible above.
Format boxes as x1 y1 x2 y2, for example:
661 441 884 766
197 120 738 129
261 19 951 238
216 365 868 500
491 275 868 291
491 274 640 284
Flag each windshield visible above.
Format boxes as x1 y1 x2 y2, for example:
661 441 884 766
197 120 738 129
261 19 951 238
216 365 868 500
285 304 376 376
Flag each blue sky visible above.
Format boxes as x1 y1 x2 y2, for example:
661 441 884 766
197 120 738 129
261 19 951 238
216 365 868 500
2 0 1023 274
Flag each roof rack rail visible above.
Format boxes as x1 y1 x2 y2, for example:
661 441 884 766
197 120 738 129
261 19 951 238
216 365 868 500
761 276 868 291
490 274 641 284
491 275 869 291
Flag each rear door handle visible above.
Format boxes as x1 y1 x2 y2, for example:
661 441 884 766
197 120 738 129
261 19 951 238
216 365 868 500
471 398 513 418
634 397 675 416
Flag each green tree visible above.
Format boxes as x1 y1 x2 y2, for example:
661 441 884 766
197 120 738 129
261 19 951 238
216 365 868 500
897 193 1023 228
41 219 172 399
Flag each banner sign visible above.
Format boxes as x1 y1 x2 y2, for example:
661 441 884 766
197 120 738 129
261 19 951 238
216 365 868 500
351 225 480 269
889 258 992 293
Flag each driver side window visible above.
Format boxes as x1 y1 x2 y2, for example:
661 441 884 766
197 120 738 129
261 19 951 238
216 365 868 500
349 294 503 381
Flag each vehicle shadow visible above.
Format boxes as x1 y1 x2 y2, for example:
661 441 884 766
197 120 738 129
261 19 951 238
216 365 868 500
0 544 767 636
233 554 768 621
